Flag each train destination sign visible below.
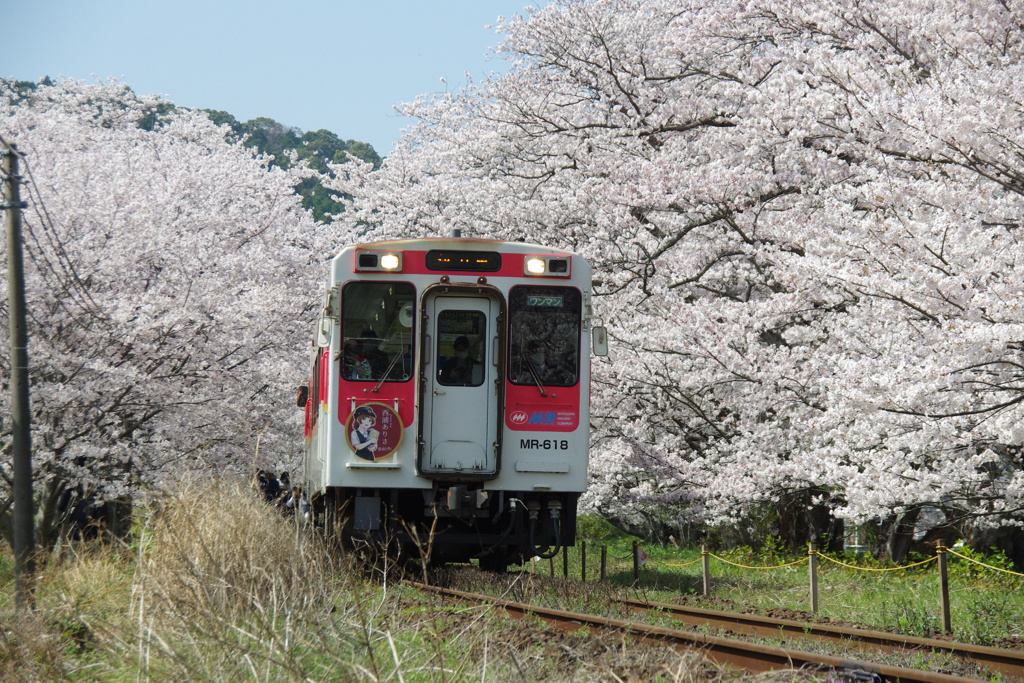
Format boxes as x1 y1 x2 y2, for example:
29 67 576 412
425 250 502 272
527 295 563 307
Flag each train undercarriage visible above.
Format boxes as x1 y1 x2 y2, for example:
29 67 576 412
313 486 578 571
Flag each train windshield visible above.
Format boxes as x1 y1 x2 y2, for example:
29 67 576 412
340 282 415 382
507 285 582 387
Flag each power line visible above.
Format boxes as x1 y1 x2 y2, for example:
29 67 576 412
15 148 108 325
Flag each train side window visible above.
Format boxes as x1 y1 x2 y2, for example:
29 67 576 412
340 282 415 382
507 285 582 387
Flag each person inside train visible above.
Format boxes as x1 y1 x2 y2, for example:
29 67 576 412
439 335 483 386
342 338 370 380
343 329 386 380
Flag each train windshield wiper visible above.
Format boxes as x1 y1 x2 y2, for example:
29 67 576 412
525 356 549 397
372 350 405 392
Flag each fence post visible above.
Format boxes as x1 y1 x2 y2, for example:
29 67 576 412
701 544 711 597
563 545 569 577
809 543 819 613
632 540 640 586
601 545 607 581
937 542 952 633
549 556 554 577
581 541 587 582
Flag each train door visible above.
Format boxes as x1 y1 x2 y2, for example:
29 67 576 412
422 294 499 475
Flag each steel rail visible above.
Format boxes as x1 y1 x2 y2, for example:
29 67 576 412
408 582 986 683
615 597 1024 681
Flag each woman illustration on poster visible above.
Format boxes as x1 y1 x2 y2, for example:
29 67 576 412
347 402 404 461
349 406 379 460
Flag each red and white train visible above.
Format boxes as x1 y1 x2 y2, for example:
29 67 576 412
299 236 606 569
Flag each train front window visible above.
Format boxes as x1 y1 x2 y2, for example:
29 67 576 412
436 310 486 387
508 285 582 387
341 282 415 382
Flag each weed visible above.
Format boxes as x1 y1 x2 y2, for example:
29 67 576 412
880 596 942 637
960 590 1016 645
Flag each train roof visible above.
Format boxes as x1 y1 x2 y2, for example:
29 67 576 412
338 237 579 257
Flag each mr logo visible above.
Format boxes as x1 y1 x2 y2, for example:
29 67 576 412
529 411 556 425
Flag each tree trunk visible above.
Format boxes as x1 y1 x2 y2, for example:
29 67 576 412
880 508 921 563
37 477 70 551
105 498 133 542
777 488 844 553
969 526 1024 572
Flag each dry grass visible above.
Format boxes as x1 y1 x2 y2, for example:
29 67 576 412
136 477 335 625
1 478 369 681
128 477 367 681
0 607 68 682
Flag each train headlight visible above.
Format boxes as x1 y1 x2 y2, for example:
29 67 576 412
524 256 571 277
355 251 403 272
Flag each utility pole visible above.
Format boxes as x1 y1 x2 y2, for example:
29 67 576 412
3 141 35 608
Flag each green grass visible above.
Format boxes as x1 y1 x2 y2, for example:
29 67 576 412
526 518 1024 647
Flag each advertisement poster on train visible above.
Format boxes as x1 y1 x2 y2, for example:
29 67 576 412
346 402 403 461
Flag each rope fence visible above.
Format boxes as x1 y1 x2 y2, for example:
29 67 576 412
532 539 1023 634
946 547 1024 576
704 552 809 570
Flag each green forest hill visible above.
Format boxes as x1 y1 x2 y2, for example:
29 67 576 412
10 78 382 223
203 110 382 222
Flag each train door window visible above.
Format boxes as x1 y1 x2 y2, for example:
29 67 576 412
436 310 486 387
341 282 415 382
507 285 582 387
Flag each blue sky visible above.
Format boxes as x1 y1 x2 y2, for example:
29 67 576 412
5 1 543 156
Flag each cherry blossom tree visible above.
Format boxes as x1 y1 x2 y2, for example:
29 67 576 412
0 80 332 547
332 0 1024 561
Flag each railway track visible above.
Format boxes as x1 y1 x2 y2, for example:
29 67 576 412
615 596 1024 681
409 581 1016 683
